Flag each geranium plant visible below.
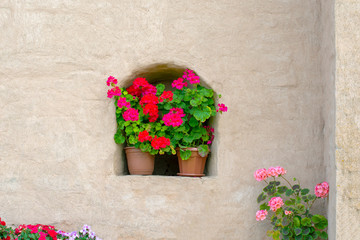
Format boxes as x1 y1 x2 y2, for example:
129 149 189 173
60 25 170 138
0 217 12 240
107 76 175 155
254 167 329 240
0 218 102 240
159 69 227 160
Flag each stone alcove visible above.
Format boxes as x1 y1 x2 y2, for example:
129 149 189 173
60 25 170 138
114 63 218 176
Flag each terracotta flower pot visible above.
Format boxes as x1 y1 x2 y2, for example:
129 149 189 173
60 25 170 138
176 148 208 177
125 147 155 175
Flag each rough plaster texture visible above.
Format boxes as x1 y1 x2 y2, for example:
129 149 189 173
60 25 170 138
320 1 336 239
335 1 360 239
0 1 333 239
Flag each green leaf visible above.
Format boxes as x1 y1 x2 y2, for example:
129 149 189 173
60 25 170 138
257 192 267 203
259 202 270 211
312 215 328 230
114 132 125 144
294 216 301 227
179 149 192 160
302 227 311 235
190 94 202 107
282 227 290 236
292 184 300 190
174 132 183 140
269 181 281 187
189 117 199 127
301 217 312 227
301 189 310 195
125 125 133 135
312 231 319 239
197 145 209 157
155 123 162 131
129 135 137 145
286 189 294 196
183 135 194 143
294 228 302 236
282 235 290 240
118 121 125 130
164 102 172 110
193 106 212 122
319 231 328 239
296 204 306 214
140 142 150 152
199 87 213 98
156 84 165 96
282 217 290 226
175 125 186 132
285 199 295 206
277 186 288 194
273 230 280 240
308 194 316 201
295 235 303 240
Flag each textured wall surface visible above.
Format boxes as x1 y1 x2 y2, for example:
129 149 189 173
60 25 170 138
0 1 333 239
320 1 336 239
336 1 360 239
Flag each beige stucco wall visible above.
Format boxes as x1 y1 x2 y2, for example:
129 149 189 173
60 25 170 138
0 1 334 239
336 1 360 239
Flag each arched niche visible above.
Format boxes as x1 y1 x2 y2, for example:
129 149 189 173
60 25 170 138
114 63 218 176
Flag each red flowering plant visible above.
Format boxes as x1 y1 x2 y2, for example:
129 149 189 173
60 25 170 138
0 217 13 240
160 69 227 160
254 167 329 240
13 224 60 240
0 218 102 240
107 76 175 155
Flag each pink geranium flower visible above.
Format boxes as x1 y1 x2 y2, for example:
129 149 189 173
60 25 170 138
162 108 186 127
216 103 228 113
268 197 284 212
106 76 118 86
315 181 329 198
256 210 268 221
122 108 139 121
172 78 188 90
117 97 131 109
267 167 279 177
274 166 286 176
107 86 121 98
285 210 292 215
254 168 268 181
182 69 200 84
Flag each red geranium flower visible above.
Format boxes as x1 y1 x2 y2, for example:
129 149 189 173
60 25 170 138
143 104 159 122
159 91 173 102
151 136 171 150
139 94 159 106
138 130 153 142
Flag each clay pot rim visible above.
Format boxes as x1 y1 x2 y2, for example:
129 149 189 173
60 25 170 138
124 146 136 149
176 147 211 152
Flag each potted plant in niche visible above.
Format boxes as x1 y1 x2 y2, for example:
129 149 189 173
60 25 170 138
107 76 175 175
161 69 228 176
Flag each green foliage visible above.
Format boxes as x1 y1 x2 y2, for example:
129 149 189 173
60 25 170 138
179 149 192 160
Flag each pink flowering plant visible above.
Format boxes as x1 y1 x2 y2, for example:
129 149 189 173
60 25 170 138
254 167 329 240
161 69 227 160
0 218 101 240
107 76 175 155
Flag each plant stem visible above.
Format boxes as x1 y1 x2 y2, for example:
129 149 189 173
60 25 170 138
281 176 293 189
309 198 317 209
